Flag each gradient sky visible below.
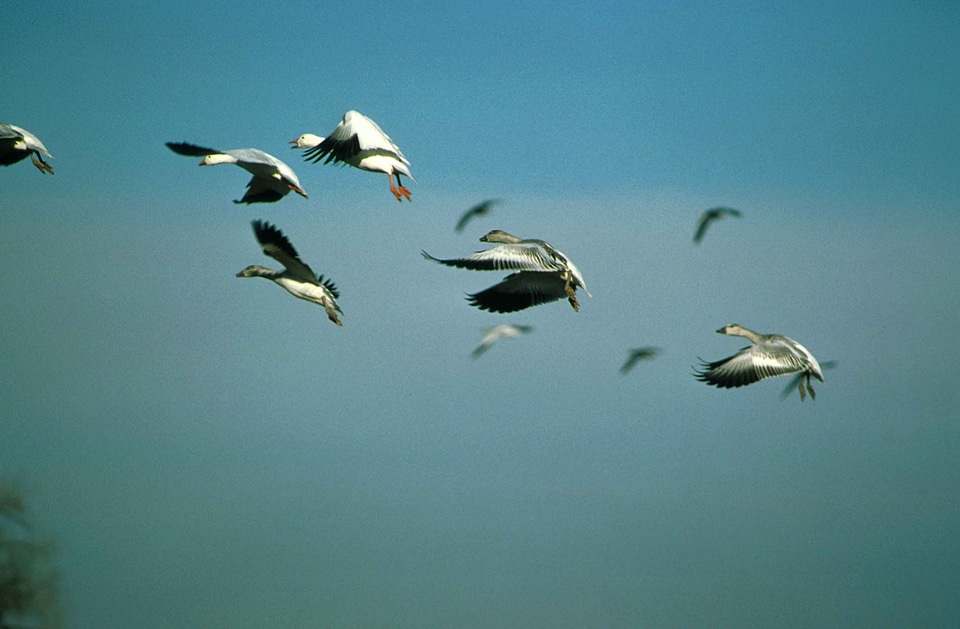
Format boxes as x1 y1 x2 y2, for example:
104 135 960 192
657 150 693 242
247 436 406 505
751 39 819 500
3 2 959 627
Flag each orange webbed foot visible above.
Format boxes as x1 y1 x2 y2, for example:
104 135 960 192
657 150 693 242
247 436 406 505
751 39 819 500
389 183 412 202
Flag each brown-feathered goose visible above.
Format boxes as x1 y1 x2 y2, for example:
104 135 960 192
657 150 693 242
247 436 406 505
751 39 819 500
423 230 590 313
694 324 823 400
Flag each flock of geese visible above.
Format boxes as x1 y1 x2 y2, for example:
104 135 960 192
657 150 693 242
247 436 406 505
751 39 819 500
3 111 828 401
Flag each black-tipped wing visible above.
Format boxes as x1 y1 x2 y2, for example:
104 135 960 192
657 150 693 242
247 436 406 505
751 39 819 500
302 111 408 166
421 244 561 273
466 272 568 313
302 133 361 165
251 220 317 282
166 142 220 157
694 341 810 389
316 274 340 300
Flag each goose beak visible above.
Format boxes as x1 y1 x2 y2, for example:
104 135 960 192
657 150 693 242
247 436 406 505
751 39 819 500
715 327 726 334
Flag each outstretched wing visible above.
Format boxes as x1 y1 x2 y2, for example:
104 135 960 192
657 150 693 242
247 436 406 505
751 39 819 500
422 243 562 273
467 272 568 313
166 142 221 157
694 341 809 388
251 220 317 282
303 111 407 165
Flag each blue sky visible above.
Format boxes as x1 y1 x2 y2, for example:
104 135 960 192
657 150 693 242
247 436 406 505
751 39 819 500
3 2 959 627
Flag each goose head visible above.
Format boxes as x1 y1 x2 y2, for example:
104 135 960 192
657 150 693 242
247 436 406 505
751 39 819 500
236 265 271 278
717 323 746 335
290 133 324 149
480 230 523 244
199 153 237 166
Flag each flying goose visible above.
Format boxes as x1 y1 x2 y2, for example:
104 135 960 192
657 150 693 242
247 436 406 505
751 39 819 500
694 324 824 400
693 207 742 243
472 324 532 358
620 347 660 375
294 110 415 202
166 142 307 204
423 229 590 313
236 220 342 326
455 199 500 233
0 123 53 174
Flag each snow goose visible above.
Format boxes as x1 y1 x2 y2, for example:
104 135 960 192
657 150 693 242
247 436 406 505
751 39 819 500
472 324 532 358
455 199 500 233
693 207 742 243
694 324 824 400
166 142 307 204
290 134 324 150
422 229 590 313
236 220 342 326
0 123 53 174
620 347 660 375
296 110 415 202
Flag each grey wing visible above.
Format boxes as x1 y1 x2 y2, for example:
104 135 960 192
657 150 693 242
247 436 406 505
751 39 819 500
695 342 808 388
0 123 22 140
422 244 561 273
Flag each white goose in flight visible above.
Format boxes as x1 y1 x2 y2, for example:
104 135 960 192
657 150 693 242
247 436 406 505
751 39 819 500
166 142 307 204
423 230 590 313
236 220 342 326
694 324 824 400
693 206 742 243
0 123 53 174
472 324 532 358
294 110 415 202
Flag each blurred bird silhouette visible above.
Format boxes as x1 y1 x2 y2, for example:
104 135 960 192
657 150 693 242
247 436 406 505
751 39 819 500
693 207 742 243
620 347 660 375
455 199 500 232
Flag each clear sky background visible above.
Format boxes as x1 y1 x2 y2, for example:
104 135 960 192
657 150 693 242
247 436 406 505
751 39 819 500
2 1 959 627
